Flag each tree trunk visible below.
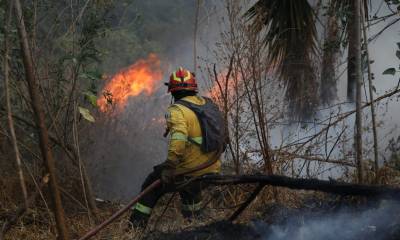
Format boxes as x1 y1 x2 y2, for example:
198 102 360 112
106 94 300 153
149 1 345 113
199 174 400 198
72 102 98 221
13 0 70 239
361 6 379 183
4 0 28 207
347 0 363 183
320 3 339 105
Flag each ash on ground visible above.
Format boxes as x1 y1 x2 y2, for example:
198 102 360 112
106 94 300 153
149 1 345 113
145 198 400 240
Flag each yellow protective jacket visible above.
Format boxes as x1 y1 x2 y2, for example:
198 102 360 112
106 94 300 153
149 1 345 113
165 95 221 176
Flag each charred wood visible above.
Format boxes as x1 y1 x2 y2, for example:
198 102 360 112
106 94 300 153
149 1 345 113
229 183 266 221
198 174 400 199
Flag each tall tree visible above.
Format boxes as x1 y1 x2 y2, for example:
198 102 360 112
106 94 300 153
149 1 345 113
320 0 341 105
347 0 363 183
4 0 28 208
13 0 70 239
361 4 379 182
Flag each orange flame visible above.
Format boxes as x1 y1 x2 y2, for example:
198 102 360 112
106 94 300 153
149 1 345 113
206 69 239 101
97 54 163 112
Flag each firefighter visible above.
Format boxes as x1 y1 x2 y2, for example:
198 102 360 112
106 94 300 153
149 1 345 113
129 67 224 228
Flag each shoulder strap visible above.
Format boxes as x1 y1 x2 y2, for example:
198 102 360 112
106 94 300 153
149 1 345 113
174 99 191 108
174 99 202 146
175 97 209 112
174 98 199 108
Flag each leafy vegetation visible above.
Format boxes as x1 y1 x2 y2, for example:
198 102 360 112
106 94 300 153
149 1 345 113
1 0 400 240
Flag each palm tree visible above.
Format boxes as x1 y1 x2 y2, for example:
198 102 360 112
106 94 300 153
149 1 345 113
245 0 368 113
246 0 365 181
245 0 318 119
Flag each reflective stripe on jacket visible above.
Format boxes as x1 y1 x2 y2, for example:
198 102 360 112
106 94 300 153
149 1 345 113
166 95 221 176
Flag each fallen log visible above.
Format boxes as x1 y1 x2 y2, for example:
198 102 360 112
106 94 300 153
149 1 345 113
229 183 266 221
198 174 400 199
78 171 399 240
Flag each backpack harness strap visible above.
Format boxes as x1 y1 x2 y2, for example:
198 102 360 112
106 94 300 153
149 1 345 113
173 101 204 146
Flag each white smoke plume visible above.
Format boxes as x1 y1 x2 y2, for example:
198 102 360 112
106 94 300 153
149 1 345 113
252 200 400 240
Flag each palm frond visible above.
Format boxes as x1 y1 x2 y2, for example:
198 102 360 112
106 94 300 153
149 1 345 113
245 0 317 75
245 0 318 119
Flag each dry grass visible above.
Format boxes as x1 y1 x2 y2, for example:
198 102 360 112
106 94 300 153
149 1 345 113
0 176 280 239
2 165 400 240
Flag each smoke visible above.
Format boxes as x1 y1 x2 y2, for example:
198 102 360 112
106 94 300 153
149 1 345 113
85 91 169 201
267 0 400 179
85 0 400 200
84 1 224 201
252 200 400 240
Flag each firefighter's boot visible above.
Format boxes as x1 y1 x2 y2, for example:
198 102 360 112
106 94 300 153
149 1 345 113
128 203 151 229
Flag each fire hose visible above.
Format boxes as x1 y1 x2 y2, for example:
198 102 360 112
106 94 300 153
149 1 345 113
78 151 400 240
77 151 221 240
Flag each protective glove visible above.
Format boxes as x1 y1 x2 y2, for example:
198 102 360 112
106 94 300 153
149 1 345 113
161 168 175 184
160 160 177 184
